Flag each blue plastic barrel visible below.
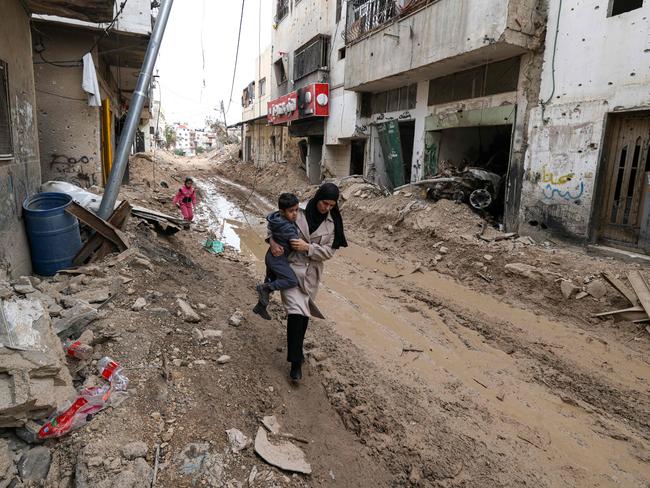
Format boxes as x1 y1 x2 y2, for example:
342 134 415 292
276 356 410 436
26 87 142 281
23 192 82 276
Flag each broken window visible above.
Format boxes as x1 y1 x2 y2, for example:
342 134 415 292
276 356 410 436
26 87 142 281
369 83 417 114
293 35 330 81
276 0 289 22
274 59 287 85
259 78 266 97
428 57 521 106
338 47 346 60
241 81 255 108
0 60 12 160
609 0 643 16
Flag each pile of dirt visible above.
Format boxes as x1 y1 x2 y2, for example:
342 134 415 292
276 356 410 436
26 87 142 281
208 159 648 348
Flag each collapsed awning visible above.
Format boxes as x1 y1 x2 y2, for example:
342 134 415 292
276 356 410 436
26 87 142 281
24 0 116 23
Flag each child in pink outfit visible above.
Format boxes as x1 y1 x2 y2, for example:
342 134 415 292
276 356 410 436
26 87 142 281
173 177 197 221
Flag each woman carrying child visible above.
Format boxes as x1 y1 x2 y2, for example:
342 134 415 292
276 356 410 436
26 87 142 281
267 183 347 382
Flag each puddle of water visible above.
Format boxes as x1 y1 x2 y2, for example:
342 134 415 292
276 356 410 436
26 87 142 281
195 179 265 252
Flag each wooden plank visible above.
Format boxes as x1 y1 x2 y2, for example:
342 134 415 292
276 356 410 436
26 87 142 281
627 271 650 318
72 201 131 266
66 202 128 251
601 272 640 306
593 305 645 318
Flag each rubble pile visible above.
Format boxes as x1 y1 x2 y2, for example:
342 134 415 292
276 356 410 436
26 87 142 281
0 248 153 486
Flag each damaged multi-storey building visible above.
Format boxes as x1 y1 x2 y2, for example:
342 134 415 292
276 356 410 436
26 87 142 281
343 0 546 230
254 0 649 256
267 0 355 183
0 0 158 277
239 47 300 166
31 0 154 188
520 0 650 254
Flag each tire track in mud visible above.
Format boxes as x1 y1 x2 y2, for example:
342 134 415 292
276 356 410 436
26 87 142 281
407 286 650 441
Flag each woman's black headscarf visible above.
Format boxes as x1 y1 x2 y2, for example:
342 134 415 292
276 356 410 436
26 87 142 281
305 183 348 249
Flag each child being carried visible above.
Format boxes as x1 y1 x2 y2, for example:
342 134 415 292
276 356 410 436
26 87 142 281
253 193 300 320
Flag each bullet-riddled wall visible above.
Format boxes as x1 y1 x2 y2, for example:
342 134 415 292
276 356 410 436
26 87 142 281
0 0 42 277
33 23 103 188
519 0 650 240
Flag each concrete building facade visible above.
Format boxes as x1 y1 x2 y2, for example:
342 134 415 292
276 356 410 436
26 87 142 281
241 47 299 167
0 0 116 277
343 0 546 229
32 0 153 187
270 0 357 183
519 0 650 253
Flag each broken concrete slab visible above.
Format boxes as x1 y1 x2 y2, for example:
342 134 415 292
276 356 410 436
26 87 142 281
254 427 311 475
63 288 110 306
17 445 51 481
228 310 244 327
177 299 201 323
131 298 147 312
262 415 281 435
560 280 581 299
586 280 608 299
13 284 36 295
504 263 562 281
0 311 76 427
202 329 222 339
121 441 148 460
226 428 251 453
53 303 98 339
0 438 17 486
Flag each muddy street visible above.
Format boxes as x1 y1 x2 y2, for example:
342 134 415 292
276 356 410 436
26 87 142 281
181 157 650 488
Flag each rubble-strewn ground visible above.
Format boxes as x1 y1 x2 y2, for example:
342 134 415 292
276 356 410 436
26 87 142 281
2 148 649 488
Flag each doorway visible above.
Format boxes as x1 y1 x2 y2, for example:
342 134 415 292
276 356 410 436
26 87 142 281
350 139 366 175
398 121 415 183
597 112 650 252
307 136 323 184
244 136 252 162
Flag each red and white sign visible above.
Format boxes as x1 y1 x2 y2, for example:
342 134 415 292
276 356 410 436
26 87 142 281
268 83 329 125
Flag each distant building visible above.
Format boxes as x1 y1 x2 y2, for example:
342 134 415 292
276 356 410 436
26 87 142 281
240 47 300 167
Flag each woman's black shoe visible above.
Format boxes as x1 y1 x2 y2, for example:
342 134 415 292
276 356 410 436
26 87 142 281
290 361 302 381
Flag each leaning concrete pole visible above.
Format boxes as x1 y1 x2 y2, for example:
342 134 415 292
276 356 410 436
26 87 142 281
98 0 174 219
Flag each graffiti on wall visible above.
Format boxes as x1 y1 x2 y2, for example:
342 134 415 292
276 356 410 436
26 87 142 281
49 154 98 188
540 165 584 202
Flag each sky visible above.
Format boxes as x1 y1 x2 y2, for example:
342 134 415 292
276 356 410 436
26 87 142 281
155 0 272 128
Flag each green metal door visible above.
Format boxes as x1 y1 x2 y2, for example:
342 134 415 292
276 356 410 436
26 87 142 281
376 120 405 188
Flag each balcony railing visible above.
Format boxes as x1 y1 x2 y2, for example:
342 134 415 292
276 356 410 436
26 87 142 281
345 0 435 44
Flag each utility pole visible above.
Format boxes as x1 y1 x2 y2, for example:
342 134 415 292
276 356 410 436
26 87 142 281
220 100 228 128
98 0 174 219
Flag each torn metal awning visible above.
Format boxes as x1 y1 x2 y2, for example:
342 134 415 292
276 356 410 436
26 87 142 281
25 0 116 23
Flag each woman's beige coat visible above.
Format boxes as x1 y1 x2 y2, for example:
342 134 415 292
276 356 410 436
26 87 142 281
280 208 335 318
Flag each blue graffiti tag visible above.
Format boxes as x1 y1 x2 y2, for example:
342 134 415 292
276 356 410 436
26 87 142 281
542 181 584 201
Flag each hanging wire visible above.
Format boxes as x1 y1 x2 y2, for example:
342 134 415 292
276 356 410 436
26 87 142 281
227 0 246 114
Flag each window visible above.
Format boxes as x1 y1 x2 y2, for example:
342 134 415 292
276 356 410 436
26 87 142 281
428 57 521 106
274 59 287 85
0 60 12 160
293 35 330 81
338 47 346 60
259 78 266 97
369 83 417 114
336 0 343 23
276 0 289 22
609 0 643 16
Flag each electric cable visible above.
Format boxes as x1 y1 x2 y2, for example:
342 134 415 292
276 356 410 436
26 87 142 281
541 0 563 115
227 0 246 114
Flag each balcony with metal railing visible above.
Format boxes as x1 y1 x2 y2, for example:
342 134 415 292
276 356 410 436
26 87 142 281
344 0 543 92
345 0 435 44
